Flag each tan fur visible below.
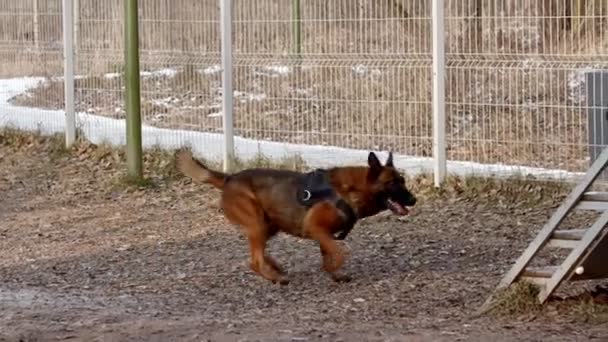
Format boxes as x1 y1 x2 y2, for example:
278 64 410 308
175 149 226 189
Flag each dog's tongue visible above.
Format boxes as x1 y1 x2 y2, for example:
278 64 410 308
387 199 409 216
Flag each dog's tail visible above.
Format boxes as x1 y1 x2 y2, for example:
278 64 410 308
175 149 227 189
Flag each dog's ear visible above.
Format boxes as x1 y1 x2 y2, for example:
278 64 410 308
367 152 382 179
386 151 394 167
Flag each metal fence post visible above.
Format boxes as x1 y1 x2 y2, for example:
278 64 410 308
73 0 79 57
33 0 40 49
431 0 446 187
292 0 302 60
220 0 235 172
124 0 143 179
62 0 76 147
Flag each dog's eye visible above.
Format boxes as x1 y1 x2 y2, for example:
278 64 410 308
389 177 404 186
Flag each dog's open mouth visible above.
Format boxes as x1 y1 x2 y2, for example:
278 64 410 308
385 198 410 216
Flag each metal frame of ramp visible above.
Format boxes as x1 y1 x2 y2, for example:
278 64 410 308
479 146 608 313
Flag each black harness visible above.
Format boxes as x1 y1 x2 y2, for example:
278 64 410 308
295 169 358 240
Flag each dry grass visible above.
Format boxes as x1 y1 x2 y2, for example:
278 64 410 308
485 281 544 317
485 281 608 324
406 171 571 207
0 126 69 160
1 126 572 211
0 127 310 192
5 1 605 56
552 294 608 324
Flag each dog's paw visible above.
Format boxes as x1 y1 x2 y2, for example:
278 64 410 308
330 273 352 283
276 276 290 285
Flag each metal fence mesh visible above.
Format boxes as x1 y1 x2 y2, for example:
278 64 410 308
1 0 607 178
230 0 432 160
445 0 608 173
0 0 64 133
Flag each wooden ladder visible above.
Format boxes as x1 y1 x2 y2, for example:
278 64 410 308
479 146 608 313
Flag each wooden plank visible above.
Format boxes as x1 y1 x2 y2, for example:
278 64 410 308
583 192 608 202
552 229 586 240
520 276 548 287
570 230 608 281
538 209 608 303
575 201 608 211
477 146 608 314
546 239 579 249
494 146 608 290
522 266 557 278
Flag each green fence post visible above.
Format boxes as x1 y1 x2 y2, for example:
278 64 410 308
124 0 143 179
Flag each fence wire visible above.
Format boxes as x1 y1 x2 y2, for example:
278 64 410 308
0 0 63 134
445 0 608 174
230 0 432 162
0 0 607 179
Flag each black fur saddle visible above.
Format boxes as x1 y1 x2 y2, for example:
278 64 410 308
295 169 357 240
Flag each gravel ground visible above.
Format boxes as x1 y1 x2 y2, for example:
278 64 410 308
1 132 607 342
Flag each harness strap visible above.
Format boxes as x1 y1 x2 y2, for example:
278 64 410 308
295 168 358 240
334 198 358 240
296 169 334 207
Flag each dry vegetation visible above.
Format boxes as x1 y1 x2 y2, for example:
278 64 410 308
2 0 608 173
487 280 608 324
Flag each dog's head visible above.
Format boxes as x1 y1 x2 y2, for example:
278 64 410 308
366 151 417 216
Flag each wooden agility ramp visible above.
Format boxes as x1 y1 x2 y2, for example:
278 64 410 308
479 146 608 312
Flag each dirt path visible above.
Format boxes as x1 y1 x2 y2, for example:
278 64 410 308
1 133 607 341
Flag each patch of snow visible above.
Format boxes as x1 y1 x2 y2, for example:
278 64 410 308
141 68 178 78
103 67 178 80
151 96 180 107
451 111 474 136
200 65 222 75
103 72 121 79
352 64 382 77
352 64 368 75
254 65 292 78
151 113 168 122
0 76 584 182
264 65 291 75
233 90 267 102
292 87 313 97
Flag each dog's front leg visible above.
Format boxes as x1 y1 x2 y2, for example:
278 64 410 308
304 203 352 282
334 228 351 240
319 245 352 283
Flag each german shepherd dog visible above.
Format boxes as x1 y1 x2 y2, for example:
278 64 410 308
175 149 416 284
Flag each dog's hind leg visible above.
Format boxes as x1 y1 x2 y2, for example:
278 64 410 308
221 189 288 285
246 230 289 285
